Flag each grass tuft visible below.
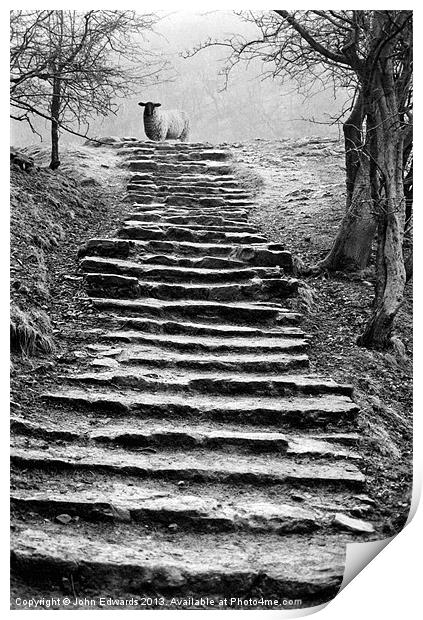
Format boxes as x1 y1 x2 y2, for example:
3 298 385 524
10 305 55 356
297 282 316 313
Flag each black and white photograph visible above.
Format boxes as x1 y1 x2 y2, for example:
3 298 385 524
9 6 415 613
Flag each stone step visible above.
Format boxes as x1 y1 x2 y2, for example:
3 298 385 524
11 416 360 456
124 193 159 204
156 186 250 197
115 348 309 373
79 238 292 269
94 330 307 353
65 368 352 398
176 150 232 161
151 177 240 187
127 210 250 223
121 141 216 149
90 297 301 325
80 256 284 283
41 388 359 428
123 149 231 163
155 142 221 149
85 274 299 302
137 254 248 270
11 437 364 488
11 489 320 534
129 202 248 214
123 218 258 234
118 224 267 245
11 525 350 603
128 161 233 176
127 196 243 209
127 183 249 197
162 193 246 204
130 241 292 268
126 210 254 226
163 195 254 208
104 316 306 338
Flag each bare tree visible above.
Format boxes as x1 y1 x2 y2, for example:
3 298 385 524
10 10 167 169
186 10 412 349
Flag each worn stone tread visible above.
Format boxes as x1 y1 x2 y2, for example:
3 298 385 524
11 416 360 460
80 256 284 282
11 526 349 601
95 330 307 353
11 414 360 449
119 224 267 245
104 348 310 373
106 316 306 338
11 489 322 533
11 437 365 488
85 274 299 303
90 297 302 325
64 368 352 397
41 388 358 428
124 220 258 234
126 210 250 222
11 415 360 461
81 239 293 270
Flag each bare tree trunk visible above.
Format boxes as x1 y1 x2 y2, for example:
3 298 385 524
357 68 407 348
357 178 406 347
404 159 413 224
404 252 412 282
344 91 364 210
49 75 61 170
314 159 376 271
313 95 377 272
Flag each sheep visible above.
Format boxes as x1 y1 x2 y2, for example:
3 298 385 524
138 102 190 142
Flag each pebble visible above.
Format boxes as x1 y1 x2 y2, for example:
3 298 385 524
56 514 72 524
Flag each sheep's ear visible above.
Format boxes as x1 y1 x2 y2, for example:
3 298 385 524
138 102 146 106
154 103 162 107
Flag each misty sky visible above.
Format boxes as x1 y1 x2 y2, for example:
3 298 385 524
11 11 349 146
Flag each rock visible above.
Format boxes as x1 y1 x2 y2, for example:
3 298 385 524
110 505 131 523
84 136 121 147
63 275 83 282
333 513 375 533
86 344 111 352
72 350 86 359
90 357 119 368
158 566 186 588
56 514 72 524
84 273 140 298
78 238 131 259
86 345 122 358
10 147 35 171
80 177 100 187
353 494 376 506
99 348 123 358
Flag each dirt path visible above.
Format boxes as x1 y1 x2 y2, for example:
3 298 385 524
11 140 377 610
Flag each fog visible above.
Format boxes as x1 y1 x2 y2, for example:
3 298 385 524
11 11 349 146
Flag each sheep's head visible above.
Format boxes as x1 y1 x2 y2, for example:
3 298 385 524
139 102 161 116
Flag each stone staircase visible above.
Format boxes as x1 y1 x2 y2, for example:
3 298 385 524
10 141 374 609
